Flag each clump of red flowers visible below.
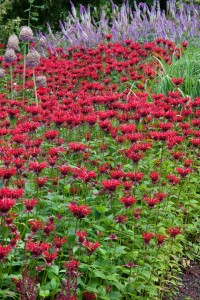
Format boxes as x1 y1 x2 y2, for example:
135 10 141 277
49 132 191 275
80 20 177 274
68 202 91 219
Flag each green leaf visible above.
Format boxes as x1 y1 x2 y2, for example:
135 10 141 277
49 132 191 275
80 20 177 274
39 290 50 297
108 291 122 299
95 205 107 213
93 270 106 279
50 278 58 290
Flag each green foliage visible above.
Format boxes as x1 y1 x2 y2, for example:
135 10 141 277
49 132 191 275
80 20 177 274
0 0 22 43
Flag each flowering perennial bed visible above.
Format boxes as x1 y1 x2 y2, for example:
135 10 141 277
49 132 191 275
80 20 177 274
0 36 199 300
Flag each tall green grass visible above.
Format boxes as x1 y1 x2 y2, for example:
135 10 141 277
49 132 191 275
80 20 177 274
150 45 200 98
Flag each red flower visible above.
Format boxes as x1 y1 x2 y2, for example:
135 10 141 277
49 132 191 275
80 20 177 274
35 177 47 187
149 171 160 184
27 241 50 257
29 161 47 173
76 230 87 243
142 232 154 244
29 219 43 233
144 197 159 208
68 203 91 219
0 244 11 261
166 174 180 185
156 234 167 246
83 292 97 299
171 77 184 86
82 240 101 253
176 167 191 177
44 130 59 140
43 251 58 265
119 195 136 208
132 208 142 220
43 222 56 235
0 167 16 180
77 169 97 182
64 259 80 272
102 179 121 191
59 165 72 176
0 198 16 215
68 142 86 152
53 237 67 250
114 215 128 224
23 198 38 212
167 227 181 238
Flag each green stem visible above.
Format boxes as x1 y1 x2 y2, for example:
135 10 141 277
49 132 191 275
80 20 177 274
10 64 13 100
32 68 38 106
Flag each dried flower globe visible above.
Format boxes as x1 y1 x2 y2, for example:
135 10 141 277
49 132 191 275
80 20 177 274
26 49 40 68
0 68 5 78
19 26 34 42
7 34 19 51
36 76 47 88
3 49 17 63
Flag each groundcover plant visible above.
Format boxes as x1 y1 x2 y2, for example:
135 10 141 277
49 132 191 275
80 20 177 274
0 28 199 300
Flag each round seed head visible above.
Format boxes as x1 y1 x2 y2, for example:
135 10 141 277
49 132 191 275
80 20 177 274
7 34 19 51
0 68 5 78
19 26 34 42
3 49 17 63
36 76 47 88
26 49 40 68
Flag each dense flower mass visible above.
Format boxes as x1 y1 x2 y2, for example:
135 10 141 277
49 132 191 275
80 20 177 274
0 26 199 300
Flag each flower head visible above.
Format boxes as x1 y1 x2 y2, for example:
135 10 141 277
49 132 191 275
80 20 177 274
68 203 91 219
19 26 34 42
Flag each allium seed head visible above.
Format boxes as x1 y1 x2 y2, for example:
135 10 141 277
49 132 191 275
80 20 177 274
3 49 17 63
7 34 19 51
19 26 34 42
36 76 47 88
26 49 40 68
0 68 5 78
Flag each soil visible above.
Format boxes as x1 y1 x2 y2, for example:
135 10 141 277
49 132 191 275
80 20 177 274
172 261 200 300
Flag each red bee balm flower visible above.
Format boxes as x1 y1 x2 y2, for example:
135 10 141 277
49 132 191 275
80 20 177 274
142 232 154 244
156 234 167 246
114 215 128 224
167 227 181 238
29 162 47 173
171 78 184 86
23 198 38 212
53 237 67 250
82 240 101 253
119 195 136 208
68 203 91 219
102 179 121 191
29 219 43 233
76 230 87 243
149 171 160 184
0 198 16 215
83 292 97 299
27 241 50 257
0 244 11 261
43 251 58 265
64 259 80 272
